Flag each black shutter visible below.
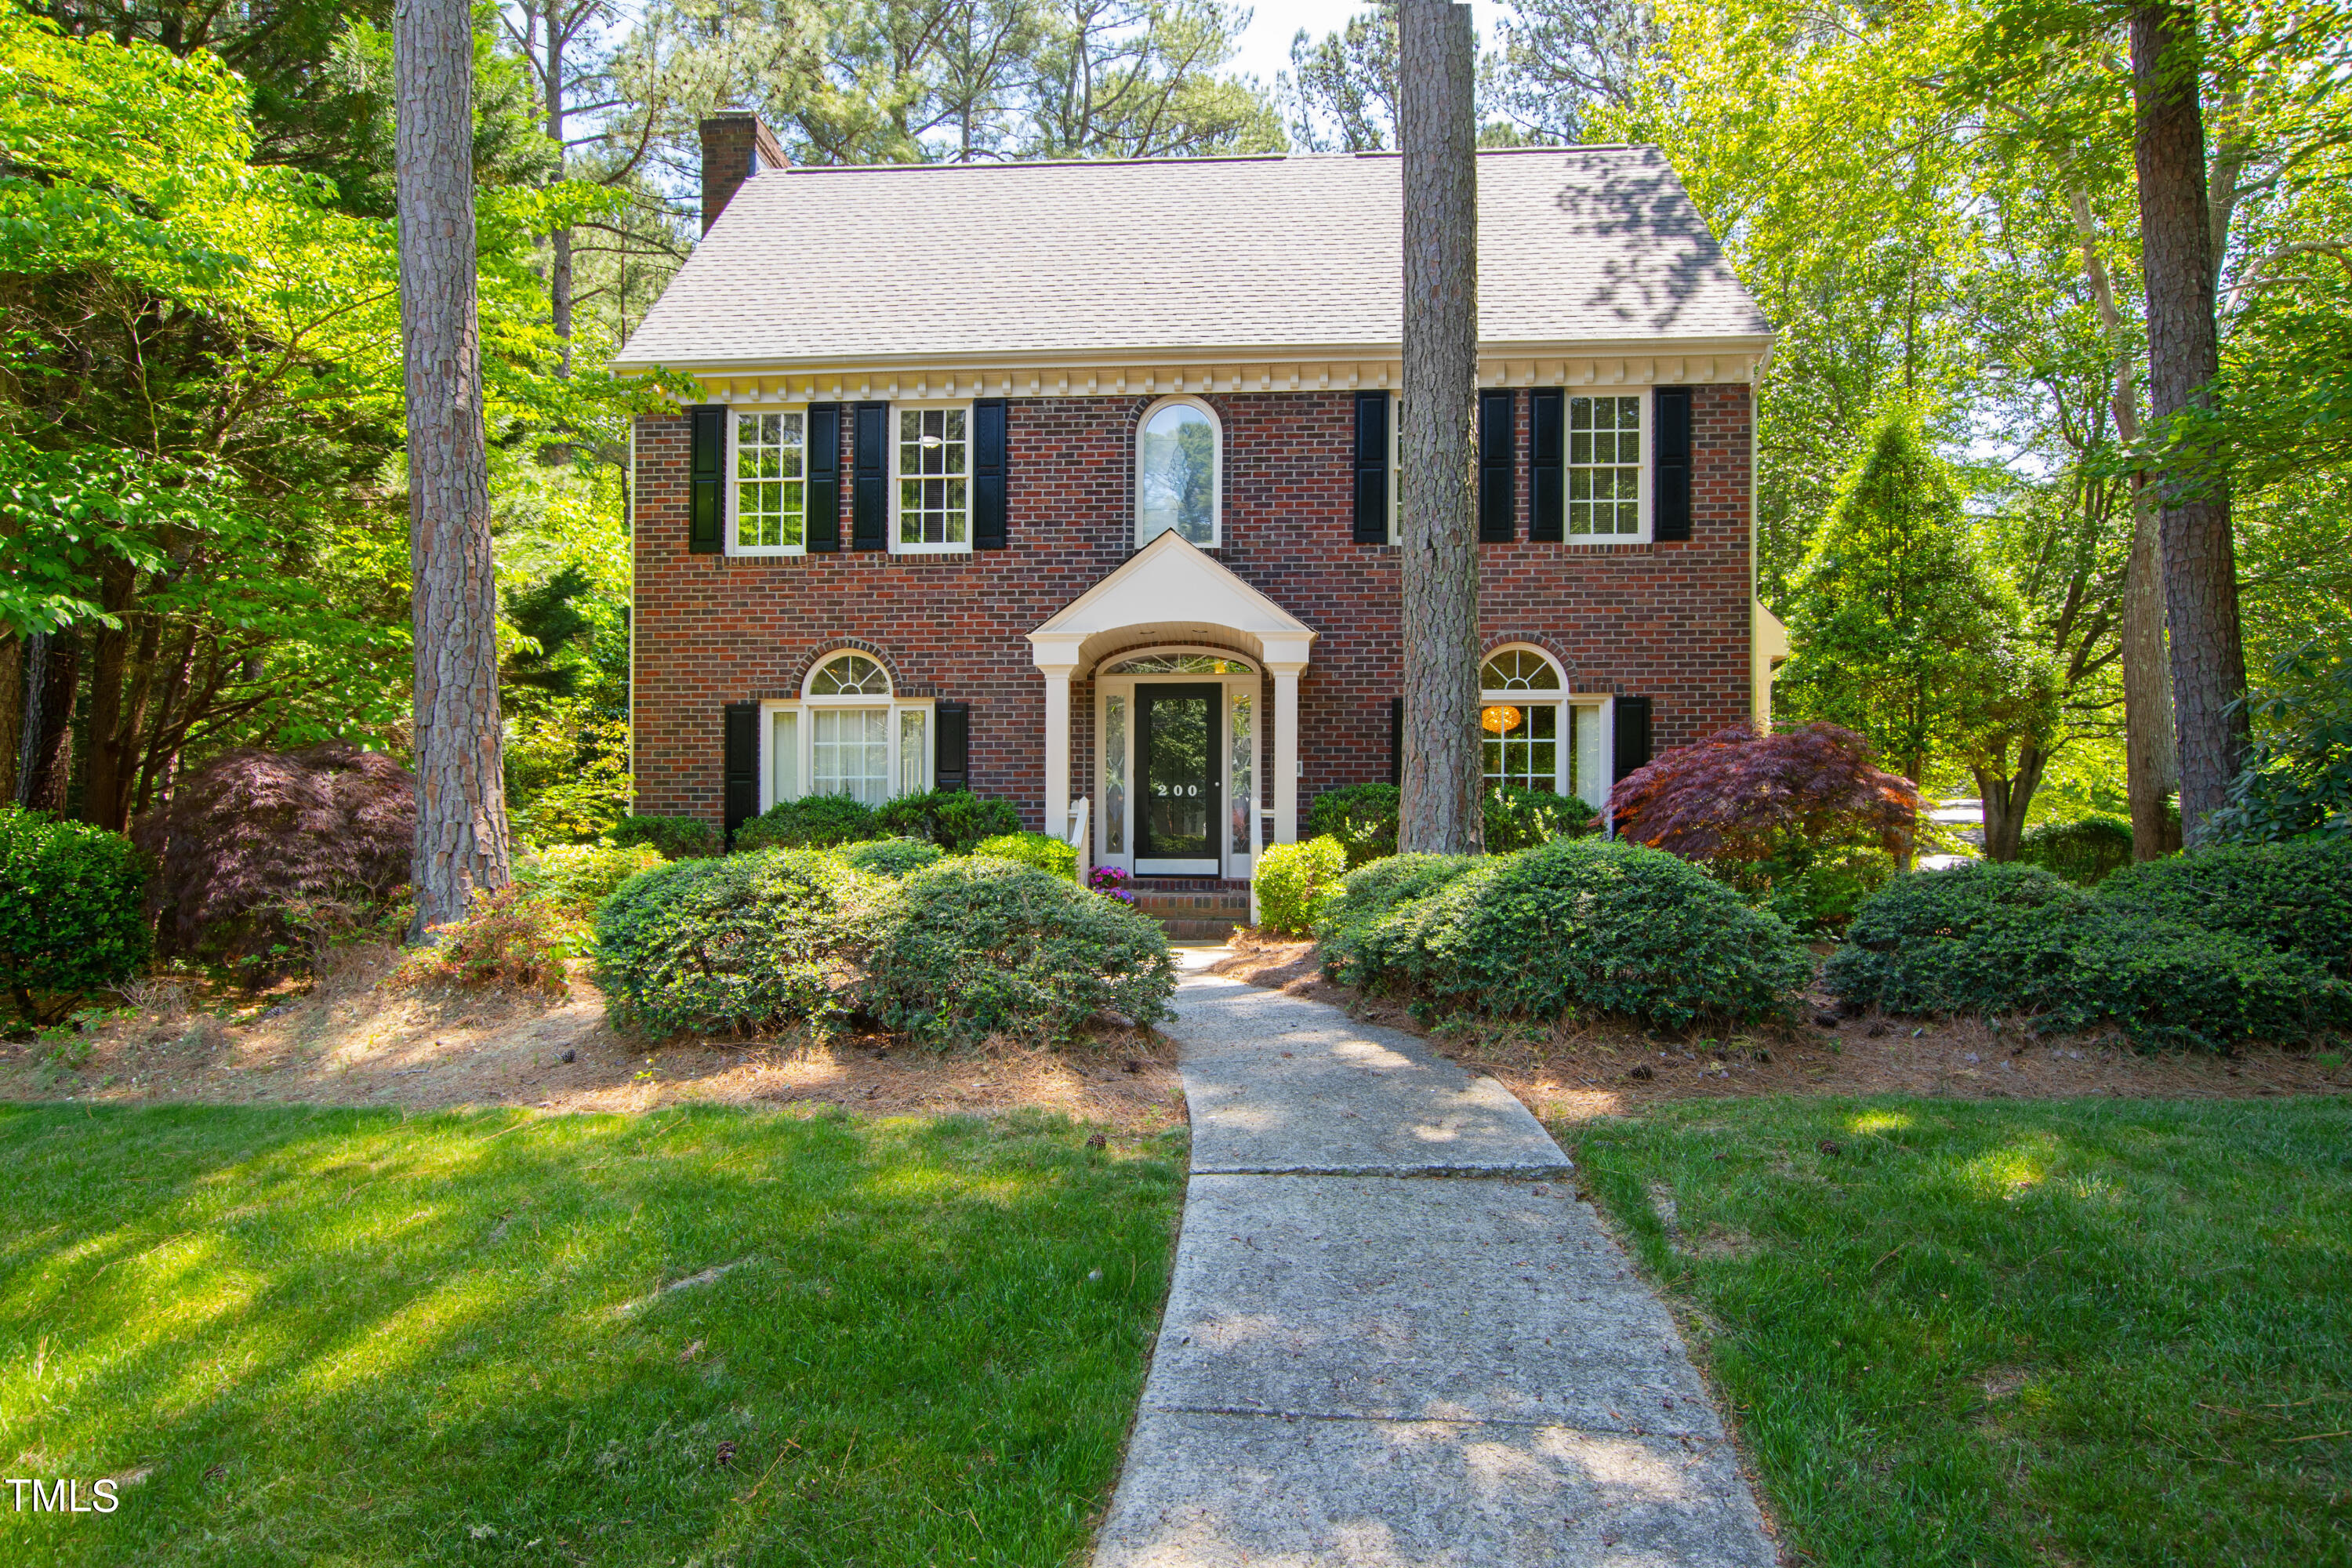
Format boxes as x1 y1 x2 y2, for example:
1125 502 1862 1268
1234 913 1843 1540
1654 387 1692 542
1352 391 1389 545
1528 389 1563 543
973 399 1007 550
723 701 760 843
1478 389 1515 542
689 405 724 554
806 403 841 552
852 401 887 551
935 700 971 791
1388 695 1403 786
1613 695 1653 783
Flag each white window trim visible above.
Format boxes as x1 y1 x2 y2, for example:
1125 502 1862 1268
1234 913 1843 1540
726 403 809 557
889 401 975 556
758 653 934 809
1093 645 1261 878
1477 645 1613 809
1561 387 1653 544
1134 394 1224 550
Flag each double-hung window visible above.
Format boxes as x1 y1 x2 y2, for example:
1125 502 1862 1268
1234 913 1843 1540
732 409 806 553
1565 394 1646 539
893 405 970 552
764 652 932 809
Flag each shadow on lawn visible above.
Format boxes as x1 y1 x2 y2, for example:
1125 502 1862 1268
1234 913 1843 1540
1 1102 1184 1567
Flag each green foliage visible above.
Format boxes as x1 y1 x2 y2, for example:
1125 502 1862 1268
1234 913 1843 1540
514 842 667 917
1254 836 1348 937
408 887 575 994
735 795 881 853
1483 785 1602 851
1305 784 1401 867
608 815 722 861
0 809 152 1025
592 851 889 1038
875 789 1022 853
2100 836 2352 980
1753 843 1896 936
1316 852 1483 984
2205 641 2352 844
863 859 1176 1047
1826 861 2350 1050
1327 837 1812 1029
2016 815 2136 887
971 832 1079 880
836 837 946 878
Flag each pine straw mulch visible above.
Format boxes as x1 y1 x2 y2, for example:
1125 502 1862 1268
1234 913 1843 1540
0 946 1187 1134
1205 930 2352 1123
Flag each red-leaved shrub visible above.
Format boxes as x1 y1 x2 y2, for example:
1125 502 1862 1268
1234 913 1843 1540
135 742 415 968
1609 723 1920 862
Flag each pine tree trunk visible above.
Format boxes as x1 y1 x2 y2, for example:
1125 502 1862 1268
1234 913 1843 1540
1396 0 1483 856
0 635 20 807
2131 3 2249 845
2120 483 2182 857
397 0 511 933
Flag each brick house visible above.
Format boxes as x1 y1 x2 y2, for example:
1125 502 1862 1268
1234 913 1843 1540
617 114 1782 891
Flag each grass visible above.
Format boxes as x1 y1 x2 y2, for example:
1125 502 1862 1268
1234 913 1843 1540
0 1102 1184 1566
1567 1096 2352 1567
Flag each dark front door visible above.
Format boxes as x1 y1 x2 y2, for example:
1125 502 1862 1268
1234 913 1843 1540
1136 684 1221 869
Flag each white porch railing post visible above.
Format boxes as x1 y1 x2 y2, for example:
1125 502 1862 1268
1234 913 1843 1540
1041 666 1073 840
1066 797 1091 885
1269 663 1302 844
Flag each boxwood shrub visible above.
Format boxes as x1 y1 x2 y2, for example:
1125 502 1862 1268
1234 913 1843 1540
593 850 890 1036
1254 836 1348 936
735 794 880 852
2016 815 2136 885
1316 852 1481 984
1483 786 1601 852
837 837 945 877
1305 783 1400 868
1324 837 1812 1029
2098 833 2352 978
862 858 1174 1046
0 809 152 1024
608 815 721 860
875 789 1022 852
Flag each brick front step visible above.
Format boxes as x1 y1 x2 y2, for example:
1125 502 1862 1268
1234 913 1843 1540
1125 877 1250 942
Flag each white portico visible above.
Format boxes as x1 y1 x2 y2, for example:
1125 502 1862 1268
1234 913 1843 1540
1028 532 1316 877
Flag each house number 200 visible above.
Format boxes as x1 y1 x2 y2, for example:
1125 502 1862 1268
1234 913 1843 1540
1153 785 1199 797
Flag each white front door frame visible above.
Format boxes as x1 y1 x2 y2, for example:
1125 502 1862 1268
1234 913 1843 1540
1094 648 1265 879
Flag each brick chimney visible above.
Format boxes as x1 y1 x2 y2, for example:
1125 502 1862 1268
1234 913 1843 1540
699 113 787 235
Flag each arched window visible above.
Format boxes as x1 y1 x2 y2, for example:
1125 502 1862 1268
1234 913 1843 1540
1136 397 1221 547
1477 645 1602 803
768 652 928 809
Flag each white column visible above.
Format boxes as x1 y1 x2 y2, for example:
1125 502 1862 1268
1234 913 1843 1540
1041 665 1074 837
1270 662 1302 844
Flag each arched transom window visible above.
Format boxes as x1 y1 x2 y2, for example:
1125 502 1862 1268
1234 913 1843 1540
1135 397 1221 547
808 652 891 696
768 652 929 810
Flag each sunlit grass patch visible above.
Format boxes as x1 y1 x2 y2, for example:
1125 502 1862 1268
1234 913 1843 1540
0 1103 1183 1566
1570 1095 2352 1568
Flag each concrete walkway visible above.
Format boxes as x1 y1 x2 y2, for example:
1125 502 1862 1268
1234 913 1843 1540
1093 970 1777 1568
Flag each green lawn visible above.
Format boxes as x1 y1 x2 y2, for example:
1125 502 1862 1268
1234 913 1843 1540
0 1103 1183 1566
1570 1096 2352 1568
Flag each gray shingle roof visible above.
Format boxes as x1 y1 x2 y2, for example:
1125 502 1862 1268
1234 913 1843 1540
615 145 1769 372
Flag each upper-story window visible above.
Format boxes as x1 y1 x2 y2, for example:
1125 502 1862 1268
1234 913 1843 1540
734 409 806 554
1136 397 1221 548
894 404 970 553
1567 394 1646 539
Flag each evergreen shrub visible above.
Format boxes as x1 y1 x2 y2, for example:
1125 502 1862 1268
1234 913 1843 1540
876 789 1022 852
734 794 879 851
1316 852 1481 985
515 843 666 916
1483 786 1601 851
2098 834 2352 978
593 850 889 1036
863 858 1174 1045
608 815 722 860
837 837 946 877
1305 783 1400 867
1254 835 1347 936
972 831 1078 879
0 809 152 1024
1324 837 1810 1029
2016 815 2136 885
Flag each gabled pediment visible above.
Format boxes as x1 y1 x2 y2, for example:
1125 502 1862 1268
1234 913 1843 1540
1028 532 1316 674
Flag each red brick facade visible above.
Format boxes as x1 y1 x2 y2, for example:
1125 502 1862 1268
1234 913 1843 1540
630 384 1755 835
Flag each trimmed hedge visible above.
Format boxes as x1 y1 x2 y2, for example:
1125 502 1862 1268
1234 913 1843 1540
2099 834 2352 978
2016 815 2136 886
1319 837 1811 1029
608 815 722 860
735 794 880 852
593 850 889 1036
1254 836 1347 936
0 809 152 1024
876 789 1022 852
1316 852 1481 985
1824 857 2350 1050
837 837 946 877
973 831 1078 879
863 858 1175 1046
